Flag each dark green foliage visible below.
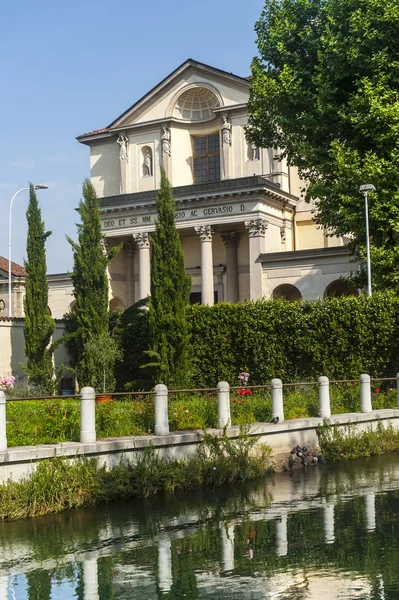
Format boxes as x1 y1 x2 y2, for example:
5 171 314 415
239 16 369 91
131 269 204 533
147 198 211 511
247 0 399 290
23 184 55 393
120 293 399 388
66 179 119 390
147 171 191 386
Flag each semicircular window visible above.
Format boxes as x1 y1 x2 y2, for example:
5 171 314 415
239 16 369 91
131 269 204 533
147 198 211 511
174 87 220 121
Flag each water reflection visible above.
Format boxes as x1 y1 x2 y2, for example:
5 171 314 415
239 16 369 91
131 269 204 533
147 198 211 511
1 453 399 598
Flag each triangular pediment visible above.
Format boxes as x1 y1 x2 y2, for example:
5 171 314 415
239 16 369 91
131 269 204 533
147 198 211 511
109 59 250 130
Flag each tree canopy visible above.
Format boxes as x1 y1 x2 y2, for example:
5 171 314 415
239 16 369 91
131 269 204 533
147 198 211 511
247 0 399 289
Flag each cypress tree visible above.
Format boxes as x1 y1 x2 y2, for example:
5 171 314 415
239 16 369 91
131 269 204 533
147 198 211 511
23 183 55 393
67 179 118 389
147 170 191 386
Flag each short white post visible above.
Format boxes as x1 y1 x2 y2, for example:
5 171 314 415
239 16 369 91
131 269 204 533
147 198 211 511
360 374 372 413
154 384 169 436
365 493 376 532
80 387 96 444
271 378 284 423
396 373 399 408
221 523 235 572
157 539 173 592
217 381 231 429
318 376 331 418
275 514 288 556
0 392 7 452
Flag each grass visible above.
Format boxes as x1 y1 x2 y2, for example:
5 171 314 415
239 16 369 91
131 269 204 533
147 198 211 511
5 384 397 447
0 427 272 521
317 419 399 461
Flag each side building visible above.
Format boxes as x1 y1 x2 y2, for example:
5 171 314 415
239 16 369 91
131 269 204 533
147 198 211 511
77 59 359 309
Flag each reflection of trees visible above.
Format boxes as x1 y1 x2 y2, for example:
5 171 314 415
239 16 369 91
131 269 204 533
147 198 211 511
27 569 52 600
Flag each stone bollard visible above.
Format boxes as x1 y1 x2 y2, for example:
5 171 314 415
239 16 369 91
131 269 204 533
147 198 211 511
154 384 169 436
360 374 372 413
318 376 331 418
80 387 97 444
271 378 284 423
0 392 7 452
217 381 231 429
397 373 399 408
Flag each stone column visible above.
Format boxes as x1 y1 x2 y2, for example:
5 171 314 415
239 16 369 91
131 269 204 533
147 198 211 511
221 523 235 572
245 218 268 301
133 232 151 300
195 225 215 305
83 556 99 600
221 232 240 303
157 539 173 593
124 241 135 308
275 514 288 556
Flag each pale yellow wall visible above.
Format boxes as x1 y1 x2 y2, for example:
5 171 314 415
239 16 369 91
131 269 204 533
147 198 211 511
90 141 119 198
297 220 325 250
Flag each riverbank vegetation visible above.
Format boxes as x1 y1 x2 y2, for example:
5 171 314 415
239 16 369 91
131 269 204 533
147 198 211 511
0 429 271 520
317 420 399 461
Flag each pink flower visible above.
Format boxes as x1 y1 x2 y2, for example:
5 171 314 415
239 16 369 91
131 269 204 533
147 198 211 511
374 388 380 394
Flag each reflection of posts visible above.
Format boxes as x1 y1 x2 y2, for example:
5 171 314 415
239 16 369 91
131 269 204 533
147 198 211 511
275 514 288 556
221 523 235 572
158 539 173 593
365 493 376 532
323 503 335 544
83 556 100 600
0 575 8 599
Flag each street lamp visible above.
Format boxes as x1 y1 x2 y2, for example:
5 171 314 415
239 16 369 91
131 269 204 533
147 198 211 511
8 184 49 317
359 183 376 297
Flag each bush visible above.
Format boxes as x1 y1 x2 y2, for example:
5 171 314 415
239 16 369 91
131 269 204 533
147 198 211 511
118 292 399 389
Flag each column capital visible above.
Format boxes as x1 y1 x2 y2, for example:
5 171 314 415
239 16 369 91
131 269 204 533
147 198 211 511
245 218 268 237
123 241 136 258
133 231 150 249
195 225 215 242
221 231 240 248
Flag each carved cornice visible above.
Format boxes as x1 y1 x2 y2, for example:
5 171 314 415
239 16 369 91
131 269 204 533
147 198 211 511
133 232 150 249
221 231 240 248
195 225 215 241
245 218 268 237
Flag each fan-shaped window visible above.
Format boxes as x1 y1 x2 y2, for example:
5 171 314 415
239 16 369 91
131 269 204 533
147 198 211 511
174 87 219 121
273 284 302 302
324 280 359 298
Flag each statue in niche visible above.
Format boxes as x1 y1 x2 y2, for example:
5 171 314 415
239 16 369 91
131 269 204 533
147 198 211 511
221 114 232 146
161 126 171 156
250 142 260 161
116 133 129 162
142 147 152 176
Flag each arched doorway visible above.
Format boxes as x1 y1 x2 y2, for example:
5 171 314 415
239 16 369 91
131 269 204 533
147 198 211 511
324 280 359 298
273 284 302 302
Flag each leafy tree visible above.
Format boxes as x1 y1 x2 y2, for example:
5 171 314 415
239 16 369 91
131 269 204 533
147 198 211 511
85 333 122 393
66 179 119 389
23 184 55 393
146 170 191 387
247 0 399 289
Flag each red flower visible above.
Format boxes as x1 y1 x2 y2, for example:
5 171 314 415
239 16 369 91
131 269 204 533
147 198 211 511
233 399 238 403
238 388 252 396
374 388 380 393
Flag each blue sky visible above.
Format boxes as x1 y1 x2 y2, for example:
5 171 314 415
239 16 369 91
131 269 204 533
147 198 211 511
0 0 264 273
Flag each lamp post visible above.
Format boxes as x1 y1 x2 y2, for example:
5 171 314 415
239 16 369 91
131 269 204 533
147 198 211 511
359 184 376 297
8 184 49 317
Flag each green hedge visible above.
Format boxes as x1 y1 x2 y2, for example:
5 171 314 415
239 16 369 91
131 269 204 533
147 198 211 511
117 292 399 389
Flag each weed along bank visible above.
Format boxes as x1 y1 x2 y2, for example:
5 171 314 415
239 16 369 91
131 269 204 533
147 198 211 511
1 375 399 518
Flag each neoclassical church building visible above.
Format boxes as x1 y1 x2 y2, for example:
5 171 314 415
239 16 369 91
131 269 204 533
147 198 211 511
77 59 358 310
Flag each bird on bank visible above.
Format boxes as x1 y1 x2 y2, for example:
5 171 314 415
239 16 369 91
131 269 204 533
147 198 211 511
271 416 279 424
289 455 295 469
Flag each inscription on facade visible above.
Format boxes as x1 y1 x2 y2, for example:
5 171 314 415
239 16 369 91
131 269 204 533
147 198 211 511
102 203 250 230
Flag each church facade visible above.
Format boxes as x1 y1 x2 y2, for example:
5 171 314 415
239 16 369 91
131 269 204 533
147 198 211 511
77 59 359 310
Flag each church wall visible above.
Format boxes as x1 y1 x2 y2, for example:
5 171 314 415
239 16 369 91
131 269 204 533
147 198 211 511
266 223 284 253
297 220 325 250
90 141 120 198
170 127 195 187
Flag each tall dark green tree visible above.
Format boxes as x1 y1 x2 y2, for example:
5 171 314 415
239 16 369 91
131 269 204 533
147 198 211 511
67 179 118 389
23 184 55 393
147 171 191 387
247 0 399 290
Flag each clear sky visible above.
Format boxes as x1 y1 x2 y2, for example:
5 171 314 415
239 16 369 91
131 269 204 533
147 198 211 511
0 0 264 274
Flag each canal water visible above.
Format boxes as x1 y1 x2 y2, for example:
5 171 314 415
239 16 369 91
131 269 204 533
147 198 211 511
1 453 399 599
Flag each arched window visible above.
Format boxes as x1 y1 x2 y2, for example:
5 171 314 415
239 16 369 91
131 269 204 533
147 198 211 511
141 146 153 177
324 280 359 298
68 300 76 312
273 284 302 302
110 297 125 312
174 87 220 121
